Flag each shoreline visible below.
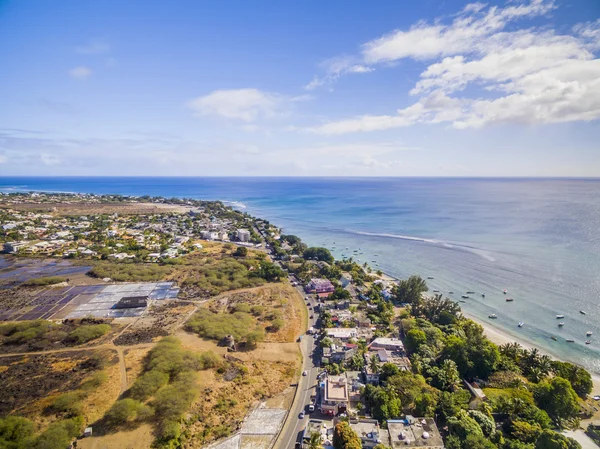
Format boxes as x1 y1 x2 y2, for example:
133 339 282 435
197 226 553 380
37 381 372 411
464 311 600 396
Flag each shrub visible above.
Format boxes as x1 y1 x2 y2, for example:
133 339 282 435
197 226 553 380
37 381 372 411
130 370 169 400
269 319 284 332
105 399 154 427
186 309 256 342
0 416 35 448
81 371 108 391
49 392 83 417
66 324 111 344
22 276 66 286
34 417 83 449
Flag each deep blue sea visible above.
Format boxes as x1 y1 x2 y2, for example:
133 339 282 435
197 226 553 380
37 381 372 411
2 177 600 373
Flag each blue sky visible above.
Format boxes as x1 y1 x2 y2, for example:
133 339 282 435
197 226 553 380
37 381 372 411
1 0 599 176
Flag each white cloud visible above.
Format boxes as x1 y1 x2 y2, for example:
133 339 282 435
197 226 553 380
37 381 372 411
304 56 374 90
75 39 110 54
187 88 286 122
69 66 92 79
361 0 555 63
308 0 600 133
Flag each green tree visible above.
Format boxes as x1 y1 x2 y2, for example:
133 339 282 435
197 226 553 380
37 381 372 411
362 385 402 422
533 377 579 422
303 247 334 263
534 429 581 449
320 337 333 348
448 409 484 441
550 361 593 398
234 246 248 257
392 275 428 304
309 431 324 449
333 421 362 449
463 433 498 449
0 416 35 449
404 328 428 354
429 359 461 391
105 398 154 427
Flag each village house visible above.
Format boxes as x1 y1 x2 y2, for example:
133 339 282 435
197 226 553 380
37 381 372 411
237 228 251 242
325 328 358 341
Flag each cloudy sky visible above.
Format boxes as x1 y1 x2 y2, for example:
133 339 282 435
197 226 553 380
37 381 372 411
1 0 599 176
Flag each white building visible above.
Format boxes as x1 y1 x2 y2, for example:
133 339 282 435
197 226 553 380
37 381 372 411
369 337 405 352
325 328 358 340
237 229 251 242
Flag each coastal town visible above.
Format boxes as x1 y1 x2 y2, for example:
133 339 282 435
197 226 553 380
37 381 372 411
0 192 599 449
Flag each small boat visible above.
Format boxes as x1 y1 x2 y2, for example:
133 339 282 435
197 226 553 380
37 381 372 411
556 314 565 319
551 336 558 341
489 314 497 319
433 290 440 293
558 322 565 327
587 331 593 336
506 298 514 302
466 291 475 294
566 339 575 343
503 289 507 294
449 291 454 294
586 340 592 345
427 276 434 279
461 295 469 299
481 293 485 298
459 300 466 303
518 322 524 327
580 310 587 315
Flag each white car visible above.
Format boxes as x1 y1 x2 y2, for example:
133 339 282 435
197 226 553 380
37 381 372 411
299 412 305 419
302 370 308 376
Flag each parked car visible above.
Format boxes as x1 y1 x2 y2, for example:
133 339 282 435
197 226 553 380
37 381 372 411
302 370 308 376
299 412 305 419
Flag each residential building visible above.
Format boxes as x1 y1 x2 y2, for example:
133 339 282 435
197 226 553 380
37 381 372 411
322 343 357 365
302 420 333 447
376 348 411 372
369 337 405 353
363 352 380 385
320 375 349 416
325 328 358 341
305 278 335 295
387 417 444 449
340 273 353 288
347 419 389 448
237 229 251 242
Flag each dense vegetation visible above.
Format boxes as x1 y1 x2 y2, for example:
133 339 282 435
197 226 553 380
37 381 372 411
349 279 591 449
185 307 269 349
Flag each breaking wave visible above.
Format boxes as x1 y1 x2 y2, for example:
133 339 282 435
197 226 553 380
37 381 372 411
347 230 497 262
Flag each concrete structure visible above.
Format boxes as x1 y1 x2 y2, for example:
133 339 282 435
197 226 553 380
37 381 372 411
325 328 358 340
3 242 28 253
237 229 251 242
348 419 389 448
369 337 405 352
377 348 412 371
113 296 148 309
320 375 349 416
387 417 444 449
339 273 353 288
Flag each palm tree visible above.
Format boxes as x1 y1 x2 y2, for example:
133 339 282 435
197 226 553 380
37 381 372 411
309 431 323 449
369 353 380 374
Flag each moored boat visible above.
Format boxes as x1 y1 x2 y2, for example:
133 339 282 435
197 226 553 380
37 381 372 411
481 293 485 297
461 295 469 299
488 314 497 319
587 331 593 336
586 340 592 345
566 339 575 343
580 310 586 315
503 289 507 294
551 336 558 341
518 322 524 327
506 298 514 302
558 322 564 327
427 276 434 279
466 291 475 294
556 314 565 319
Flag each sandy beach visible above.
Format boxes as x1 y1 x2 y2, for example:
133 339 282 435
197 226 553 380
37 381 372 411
464 311 600 396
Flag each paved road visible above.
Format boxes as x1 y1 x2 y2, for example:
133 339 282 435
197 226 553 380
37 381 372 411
275 283 321 449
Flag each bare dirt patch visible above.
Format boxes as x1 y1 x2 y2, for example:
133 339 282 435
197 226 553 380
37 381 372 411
114 301 196 346
78 423 155 449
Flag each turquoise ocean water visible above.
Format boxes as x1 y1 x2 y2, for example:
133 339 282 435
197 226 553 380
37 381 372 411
1 177 599 373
